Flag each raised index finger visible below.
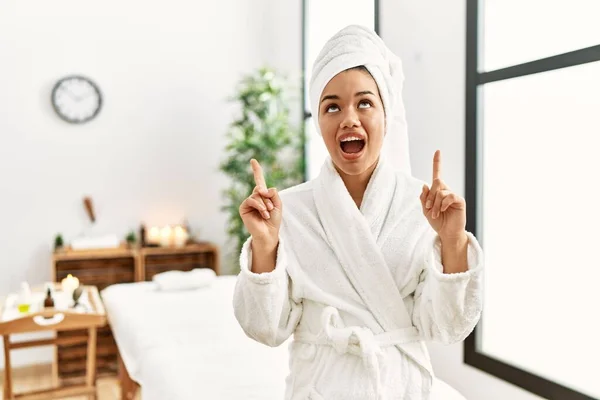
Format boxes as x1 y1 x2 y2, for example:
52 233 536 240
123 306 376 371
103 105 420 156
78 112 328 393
432 150 442 182
251 159 267 190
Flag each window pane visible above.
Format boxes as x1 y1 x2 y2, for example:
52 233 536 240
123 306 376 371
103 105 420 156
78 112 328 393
482 0 600 71
479 61 600 398
305 117 329 180
304 0 375 111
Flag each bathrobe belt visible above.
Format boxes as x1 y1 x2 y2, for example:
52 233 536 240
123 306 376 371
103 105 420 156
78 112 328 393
294 307 421 399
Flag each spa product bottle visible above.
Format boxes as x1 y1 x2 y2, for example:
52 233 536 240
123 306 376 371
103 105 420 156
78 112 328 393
44 287 54 308
17 282 32 313
140 224 146 247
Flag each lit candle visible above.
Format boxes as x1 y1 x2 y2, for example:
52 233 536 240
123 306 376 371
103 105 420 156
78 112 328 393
160 226 173 247
147 226 161 245
61 274 79 299
173 225 189 248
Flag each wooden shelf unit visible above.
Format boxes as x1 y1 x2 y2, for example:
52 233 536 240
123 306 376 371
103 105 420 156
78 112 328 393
139 242 220 281
50 242 219 385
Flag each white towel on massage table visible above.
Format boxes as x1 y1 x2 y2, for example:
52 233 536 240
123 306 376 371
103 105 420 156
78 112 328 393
152 268 216 291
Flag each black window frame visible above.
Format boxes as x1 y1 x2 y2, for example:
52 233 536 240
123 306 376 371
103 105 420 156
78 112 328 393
464 1 600 400
301 0 380 181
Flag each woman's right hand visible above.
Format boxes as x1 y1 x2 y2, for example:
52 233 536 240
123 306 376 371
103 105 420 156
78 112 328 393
239 159 282 248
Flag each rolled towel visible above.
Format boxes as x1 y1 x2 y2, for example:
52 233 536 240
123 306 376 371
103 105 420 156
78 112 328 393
309 24 411 175
152 268 216 291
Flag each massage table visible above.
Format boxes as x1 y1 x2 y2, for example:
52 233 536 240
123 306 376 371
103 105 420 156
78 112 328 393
101 275 290 400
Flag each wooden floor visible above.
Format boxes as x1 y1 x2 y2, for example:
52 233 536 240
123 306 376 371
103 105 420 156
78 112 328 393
0 364 136 400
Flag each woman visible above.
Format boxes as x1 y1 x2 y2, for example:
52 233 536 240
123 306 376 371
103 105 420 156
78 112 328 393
233 25 483 400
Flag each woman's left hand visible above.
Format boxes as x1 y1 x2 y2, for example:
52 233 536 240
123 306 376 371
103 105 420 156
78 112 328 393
420 150 467 242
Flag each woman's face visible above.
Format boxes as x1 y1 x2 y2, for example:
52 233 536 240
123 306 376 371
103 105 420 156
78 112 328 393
318 68 385 177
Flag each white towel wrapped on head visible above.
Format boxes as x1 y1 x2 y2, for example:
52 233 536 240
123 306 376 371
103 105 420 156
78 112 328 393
152 268 216 291
309 24 411 175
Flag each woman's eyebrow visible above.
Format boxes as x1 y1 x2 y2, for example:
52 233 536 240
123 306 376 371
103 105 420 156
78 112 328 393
355 90 375 97
320 91 375 103
321 94 339 103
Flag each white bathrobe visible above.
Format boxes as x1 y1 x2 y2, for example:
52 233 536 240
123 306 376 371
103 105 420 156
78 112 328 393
233 156 484 400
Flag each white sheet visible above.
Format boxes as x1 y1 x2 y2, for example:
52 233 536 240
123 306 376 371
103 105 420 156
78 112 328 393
101 276 290 400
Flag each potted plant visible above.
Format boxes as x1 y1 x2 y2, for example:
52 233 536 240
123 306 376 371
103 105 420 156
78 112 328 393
220 67 304 272
54 234 64 251
125 231 136 248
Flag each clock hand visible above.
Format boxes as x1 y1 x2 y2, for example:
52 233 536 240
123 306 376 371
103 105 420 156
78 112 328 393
66 90 80 102
80 91 97 102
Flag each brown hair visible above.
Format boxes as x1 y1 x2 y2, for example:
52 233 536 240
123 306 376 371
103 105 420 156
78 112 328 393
347 65 370 74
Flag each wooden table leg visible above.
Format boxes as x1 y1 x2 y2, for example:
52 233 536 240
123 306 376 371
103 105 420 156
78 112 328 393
85 327 97 400
3 335 12 400
119 351 139 400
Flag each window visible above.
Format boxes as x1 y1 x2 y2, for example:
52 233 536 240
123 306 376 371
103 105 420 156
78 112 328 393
302 0 378 180
465 1 600 399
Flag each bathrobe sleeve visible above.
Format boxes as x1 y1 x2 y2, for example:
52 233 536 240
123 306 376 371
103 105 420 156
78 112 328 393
411 231 484 345
232 236 303 347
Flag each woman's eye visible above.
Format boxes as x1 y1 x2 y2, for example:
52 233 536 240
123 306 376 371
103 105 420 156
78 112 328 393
358 101 371 109
326 104 340 113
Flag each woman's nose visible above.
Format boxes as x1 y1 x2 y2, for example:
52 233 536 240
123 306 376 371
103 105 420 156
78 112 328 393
340 108 361 129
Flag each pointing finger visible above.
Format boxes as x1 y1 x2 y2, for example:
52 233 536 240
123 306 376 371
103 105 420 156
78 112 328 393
432 150 442 182
250 159 268 195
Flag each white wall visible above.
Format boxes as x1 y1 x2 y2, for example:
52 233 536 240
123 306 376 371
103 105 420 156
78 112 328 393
0 0 300 368
380 1 545 399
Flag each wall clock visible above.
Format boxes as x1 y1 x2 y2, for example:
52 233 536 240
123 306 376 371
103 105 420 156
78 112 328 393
51 75 102 124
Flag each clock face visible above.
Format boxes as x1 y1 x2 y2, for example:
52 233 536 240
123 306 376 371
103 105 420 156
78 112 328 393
51 75 102 124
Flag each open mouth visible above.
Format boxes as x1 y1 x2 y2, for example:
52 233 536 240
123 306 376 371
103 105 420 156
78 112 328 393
340 137 366 155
